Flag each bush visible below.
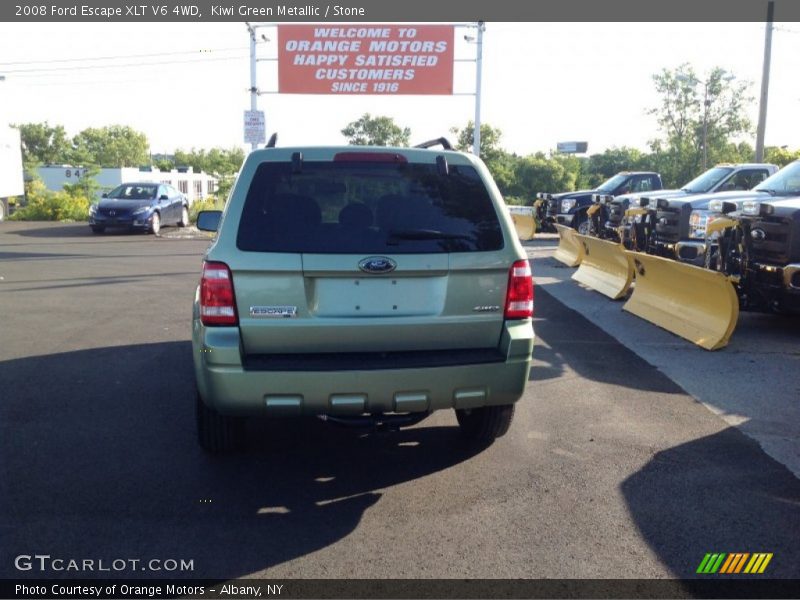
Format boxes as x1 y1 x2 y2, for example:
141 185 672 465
189 197 221 224
10 180 90 222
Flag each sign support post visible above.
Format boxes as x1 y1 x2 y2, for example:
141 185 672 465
473 21 484 158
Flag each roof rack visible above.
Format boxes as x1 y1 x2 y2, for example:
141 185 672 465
413 137 453 150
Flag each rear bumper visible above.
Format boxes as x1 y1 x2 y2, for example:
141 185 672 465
192 318 534 416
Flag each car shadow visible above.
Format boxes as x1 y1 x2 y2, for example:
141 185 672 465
621 428 800 582
0 342 487 579
532 287 685 394
8 223 99 238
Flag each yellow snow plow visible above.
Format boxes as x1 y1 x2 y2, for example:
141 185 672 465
508 205 536 241
623 251 739 351
571 234 634 300
553 224 584 267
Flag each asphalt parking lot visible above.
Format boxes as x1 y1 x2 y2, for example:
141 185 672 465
1 221 798 583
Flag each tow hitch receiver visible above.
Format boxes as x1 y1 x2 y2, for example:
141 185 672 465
317 412 431 432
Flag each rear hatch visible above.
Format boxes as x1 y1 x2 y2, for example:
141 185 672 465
226 150 511 358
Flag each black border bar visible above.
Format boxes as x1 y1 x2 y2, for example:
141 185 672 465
4 579 800 599
3 0 800 22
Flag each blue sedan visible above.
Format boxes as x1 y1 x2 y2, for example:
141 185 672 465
89 182 189 234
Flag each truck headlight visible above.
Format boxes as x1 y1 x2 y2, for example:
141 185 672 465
742 201 774 217
561 198 576 212
89 204 97 215
132 206 149 215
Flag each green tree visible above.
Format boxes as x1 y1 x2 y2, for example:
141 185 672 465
450 121 518 193
764 146 800 167
71 125 150 167
62 165 102 202
173 147 245 201
342 113 411 146
15 122 71 165
648 64 754 186
450 121 506 164
509 153 579 200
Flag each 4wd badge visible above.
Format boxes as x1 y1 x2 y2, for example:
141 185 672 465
358 257 397 274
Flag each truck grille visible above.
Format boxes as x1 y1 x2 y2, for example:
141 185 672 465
607 203 624 226
747 217 797 265
654 204 691 245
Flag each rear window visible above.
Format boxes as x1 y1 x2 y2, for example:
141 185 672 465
236 160 503 254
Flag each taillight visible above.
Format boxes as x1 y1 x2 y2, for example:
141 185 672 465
504 259 534 319
200 261 238 326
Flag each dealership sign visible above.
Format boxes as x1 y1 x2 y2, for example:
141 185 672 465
278 25 454 95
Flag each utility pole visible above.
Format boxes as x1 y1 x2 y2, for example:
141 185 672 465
473 21 485 158
755 0 774 162
702 82 710 170
246 22 259 152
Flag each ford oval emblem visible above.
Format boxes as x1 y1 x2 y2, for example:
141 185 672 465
358 256 397 274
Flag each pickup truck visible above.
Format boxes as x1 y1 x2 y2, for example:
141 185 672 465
597 163 779 245
538 171 663 235
706 194 800 314
651 161 795 265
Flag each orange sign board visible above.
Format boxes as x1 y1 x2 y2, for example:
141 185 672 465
278 25 454 95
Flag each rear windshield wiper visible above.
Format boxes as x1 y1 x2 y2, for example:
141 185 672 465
387 229 472 242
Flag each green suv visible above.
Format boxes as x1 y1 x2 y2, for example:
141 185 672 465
193 142 534 452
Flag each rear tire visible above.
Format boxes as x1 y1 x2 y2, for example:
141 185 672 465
196 393 245 454
456 404 515 443
179 206 189 227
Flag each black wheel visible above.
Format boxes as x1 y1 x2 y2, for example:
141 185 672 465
178 205 189 227
150 212 161 235
575 214 591 236
90 225 105 234
196 393 245 454
456 404 515 443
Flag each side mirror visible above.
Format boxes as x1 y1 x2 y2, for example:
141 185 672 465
101 192 108 198
159 194 169 201
196 210 222 232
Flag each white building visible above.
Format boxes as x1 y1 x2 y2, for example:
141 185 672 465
36 165 218 205
0 125 24 221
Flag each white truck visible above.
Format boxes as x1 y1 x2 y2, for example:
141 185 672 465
0 125 25 221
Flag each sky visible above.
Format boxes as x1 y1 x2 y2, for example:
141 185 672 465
1 21 799 158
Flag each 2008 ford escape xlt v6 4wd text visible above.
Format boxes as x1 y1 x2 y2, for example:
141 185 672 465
192 141 534 453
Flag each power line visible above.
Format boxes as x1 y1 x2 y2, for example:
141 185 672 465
0 46 249 68
4 54 247 76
